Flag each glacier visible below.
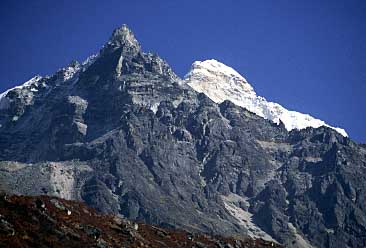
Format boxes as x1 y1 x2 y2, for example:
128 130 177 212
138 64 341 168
185 59 347 137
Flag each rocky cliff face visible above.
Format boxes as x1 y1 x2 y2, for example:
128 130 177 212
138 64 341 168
1 25 365 248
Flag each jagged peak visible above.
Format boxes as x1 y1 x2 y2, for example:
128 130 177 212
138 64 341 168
103 24 141 55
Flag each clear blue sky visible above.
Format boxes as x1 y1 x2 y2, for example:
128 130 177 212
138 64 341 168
0 0 365 142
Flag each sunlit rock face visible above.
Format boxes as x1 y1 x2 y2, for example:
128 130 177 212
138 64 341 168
0 25 364 248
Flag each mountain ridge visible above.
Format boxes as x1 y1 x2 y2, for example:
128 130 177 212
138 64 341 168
185 59 347 137
0 24 365 248
0 27 347 138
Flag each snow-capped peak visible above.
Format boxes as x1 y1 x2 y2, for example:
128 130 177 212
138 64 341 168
0 53 99 103
185 60 256 100
184 59 348 137
0 75 43 110
0 75 42 100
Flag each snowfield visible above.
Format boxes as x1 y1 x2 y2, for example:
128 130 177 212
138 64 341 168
185 59 347 137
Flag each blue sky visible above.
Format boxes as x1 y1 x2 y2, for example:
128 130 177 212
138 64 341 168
0 0 365 142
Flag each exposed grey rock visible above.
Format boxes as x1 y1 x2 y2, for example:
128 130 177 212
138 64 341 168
0 215 15 236
0 24 365 248
51 199 66 211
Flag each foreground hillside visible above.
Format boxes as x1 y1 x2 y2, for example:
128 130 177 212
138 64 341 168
0 194 279 248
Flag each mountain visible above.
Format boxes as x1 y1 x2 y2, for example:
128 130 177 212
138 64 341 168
185 59 347 137
0 194 279 248
1 24 365 248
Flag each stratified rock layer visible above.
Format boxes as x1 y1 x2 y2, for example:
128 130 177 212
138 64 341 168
0 25 365 248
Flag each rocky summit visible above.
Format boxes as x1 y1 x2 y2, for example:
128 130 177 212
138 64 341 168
0 25 366 248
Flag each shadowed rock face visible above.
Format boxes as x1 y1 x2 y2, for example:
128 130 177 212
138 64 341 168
1 25 366 248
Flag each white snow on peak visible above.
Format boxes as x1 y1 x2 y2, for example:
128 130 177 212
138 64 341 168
82 53 99 70
61 64 81 81
0 76 42 100
0 76 43 111
58 53 99 81
185 59 348 137
186 60 255 99
0 53 99 105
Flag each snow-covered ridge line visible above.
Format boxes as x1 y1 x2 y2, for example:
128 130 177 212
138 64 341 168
0 75 43 100
0 53 99 102
185 59 348 137
81 53 99 70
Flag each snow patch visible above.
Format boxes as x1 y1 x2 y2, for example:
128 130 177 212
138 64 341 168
61 65 81 81
82 53 99 69
0 76 42 107
150 102 160 114
0 53 98 107
185 59 347 137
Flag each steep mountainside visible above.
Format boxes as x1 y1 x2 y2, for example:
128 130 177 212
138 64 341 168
1 25 365 248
